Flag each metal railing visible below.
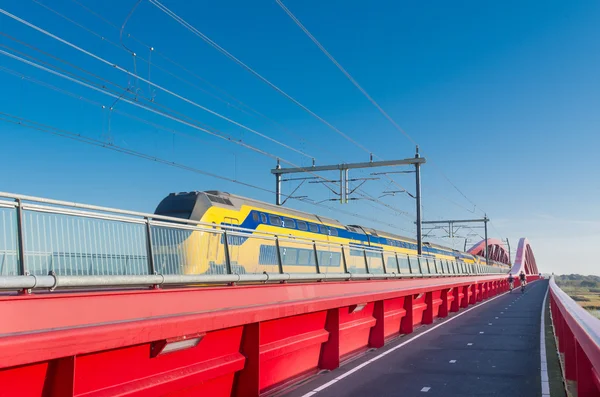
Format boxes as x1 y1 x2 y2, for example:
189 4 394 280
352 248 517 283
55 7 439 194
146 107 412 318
549 277 600 395
0 192 508 291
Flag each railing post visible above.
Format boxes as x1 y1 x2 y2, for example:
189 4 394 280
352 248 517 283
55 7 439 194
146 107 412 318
417 256 423 274
395 253 401 274
407 255 413 274
363 249 370 274
341 245 348 274
381 252 387 274
313 242 321 274
223 231 233 275
145 218 155 276
275 237 283 274
15 199 26 277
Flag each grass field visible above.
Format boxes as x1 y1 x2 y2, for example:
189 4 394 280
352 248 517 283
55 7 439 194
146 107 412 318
555 275 600 319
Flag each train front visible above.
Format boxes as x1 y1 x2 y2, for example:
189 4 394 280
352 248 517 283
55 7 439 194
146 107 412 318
153 192 218 275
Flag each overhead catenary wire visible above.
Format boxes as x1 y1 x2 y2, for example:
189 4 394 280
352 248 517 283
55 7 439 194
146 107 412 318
275 0 417 147
0 112 406 231
0 35 274 152
275 0 490 219
0 64 255 160
8 4 419 222
63 0 418 211
0 48 287 163
147 0 418 203
2 4 420 228
31 0 344 161
0 45 416 225
0 7 314 160
148 0 373 156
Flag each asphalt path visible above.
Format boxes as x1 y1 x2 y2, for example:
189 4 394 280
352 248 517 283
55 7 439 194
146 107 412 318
284 280 549 397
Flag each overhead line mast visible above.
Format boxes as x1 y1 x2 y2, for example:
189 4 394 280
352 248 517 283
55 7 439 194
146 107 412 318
272 148 426 254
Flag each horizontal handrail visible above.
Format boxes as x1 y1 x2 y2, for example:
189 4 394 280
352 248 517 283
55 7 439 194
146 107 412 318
0 271 506 291
550 277 600 361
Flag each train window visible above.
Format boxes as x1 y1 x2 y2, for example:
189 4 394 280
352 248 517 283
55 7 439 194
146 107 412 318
330 228 338 236
283 217 295 229
260 213 267 223
309 223 319 233
320 226 329 235
297 220 308 231
282 248 298 265
269 215 282 226
252 212 259 223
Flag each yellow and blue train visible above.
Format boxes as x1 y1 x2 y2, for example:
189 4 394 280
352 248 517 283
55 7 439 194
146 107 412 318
153 190 510 275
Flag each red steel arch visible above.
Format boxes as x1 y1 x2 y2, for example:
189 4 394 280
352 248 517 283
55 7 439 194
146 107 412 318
510 238 539 275
467 238 511 265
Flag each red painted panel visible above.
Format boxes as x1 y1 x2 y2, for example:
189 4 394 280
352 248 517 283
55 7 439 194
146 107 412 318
75 326 244 397
412 294 427 326
0 362 48 397
260 343 322 393
167 374 236 397
446 288 455 313
430 290 443 318
339 303 376 358
258 312 328 391
382 297 406 339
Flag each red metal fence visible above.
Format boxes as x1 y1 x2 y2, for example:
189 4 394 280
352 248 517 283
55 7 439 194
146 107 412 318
0 275 520 397
550 277 600 397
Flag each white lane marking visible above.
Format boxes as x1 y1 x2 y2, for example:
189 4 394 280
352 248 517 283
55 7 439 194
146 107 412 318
449 360 457 364
540 284 550 397
421 387 431 392
314 380 338 392
488 323 492 325
467 343 473 346
298 291 510 397
479 331 484 334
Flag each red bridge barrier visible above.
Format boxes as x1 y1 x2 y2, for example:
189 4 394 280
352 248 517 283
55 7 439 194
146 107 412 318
550 277 600 397
0 276 511 397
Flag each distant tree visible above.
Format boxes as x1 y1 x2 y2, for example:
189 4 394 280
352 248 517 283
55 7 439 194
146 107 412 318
580 280 598 288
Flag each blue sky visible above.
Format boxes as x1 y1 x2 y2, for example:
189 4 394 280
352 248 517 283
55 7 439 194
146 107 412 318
0 0 599 275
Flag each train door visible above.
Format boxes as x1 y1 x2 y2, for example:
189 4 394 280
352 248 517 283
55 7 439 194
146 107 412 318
224 217 240 267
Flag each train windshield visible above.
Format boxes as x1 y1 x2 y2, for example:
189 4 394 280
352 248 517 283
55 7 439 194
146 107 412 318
155 192 198 219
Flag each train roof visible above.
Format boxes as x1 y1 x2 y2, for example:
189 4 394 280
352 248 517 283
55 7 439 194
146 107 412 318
210 192 463 253
159 190 475 258
204 191 345 227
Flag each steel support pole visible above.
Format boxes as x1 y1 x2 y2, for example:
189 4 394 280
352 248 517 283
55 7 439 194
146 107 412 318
415 147 423 256
484 216 489 267
275 161 282 206
344 169 349 204
340 169 344 204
